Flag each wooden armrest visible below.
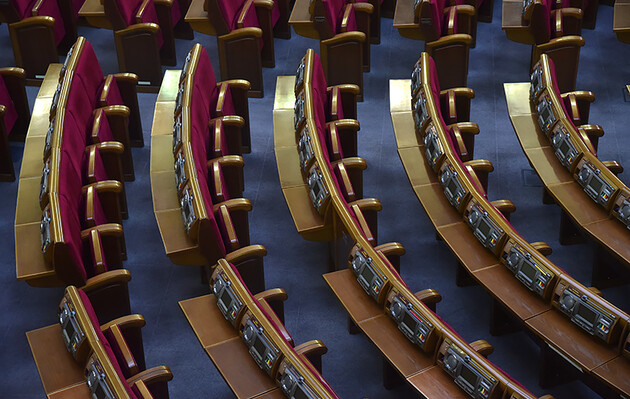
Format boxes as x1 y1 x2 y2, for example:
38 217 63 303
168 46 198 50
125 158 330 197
602 161 623 175
220 27 263 41
127 366 173 386
351 203 375 245
217 204 238 251
554 7 583 19
212 198 252 214
449 122 479 135
539 395 556 399
219 79 251 91
321 31 366 45
82 269 132 292
87 142 125 157
207 155 244 169
425 33 472 49
491 199 516 219
337 156 367 171
374 242 406 258
101 314 146 331
107 324 139 375
587 286 603 297
135 0 153 23
295 339 328 358
450 4 476 15
154 0 174 6
224 244 267 264
440 87 475 99
331 119 360 131
352 2 373 14
238 0 257 28
578 124 604 138
530 241 552 256
0 67 26 80
535 35 585 52
253 0 274 9
99 105 131 120
255 287 288 304
414 288 442 306
329 84 360 94
469 339 494 357
333 162 357 201
111 73 139 85
7 16 56 29
349 198 382 212
81 223 123 240
210 115 245 128
82 180 123 195
561 91 594 103
463 159 494 174
445 6 457 35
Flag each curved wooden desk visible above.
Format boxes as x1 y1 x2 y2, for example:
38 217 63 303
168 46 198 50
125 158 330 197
275 49 545 399
505 82 630 288
392 76 630 397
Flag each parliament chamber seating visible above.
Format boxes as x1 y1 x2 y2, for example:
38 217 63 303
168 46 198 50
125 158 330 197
393 0 476 90
392 51 630 397
290 0 374 100
0 65 30 181
28 285 173 398
0 0 85 79
151 43 268 286
90 0 194 88
614 0 630 43
181 258 340 398
14 36 144 288
504 53 630 288
272 48 555 399
184 0 291 98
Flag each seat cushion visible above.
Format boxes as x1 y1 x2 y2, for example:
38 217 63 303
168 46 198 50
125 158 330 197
0 76 18 136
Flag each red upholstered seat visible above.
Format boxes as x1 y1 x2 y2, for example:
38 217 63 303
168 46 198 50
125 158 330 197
0 75 18 135
91 111 115 143
78 289 138 398
13 0 67 44
74 42 105 102
114 0 164 47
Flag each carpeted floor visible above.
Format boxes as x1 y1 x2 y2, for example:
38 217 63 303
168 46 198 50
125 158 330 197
1 1 629 397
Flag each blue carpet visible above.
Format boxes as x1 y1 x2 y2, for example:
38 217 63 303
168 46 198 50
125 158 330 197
1 1 629 398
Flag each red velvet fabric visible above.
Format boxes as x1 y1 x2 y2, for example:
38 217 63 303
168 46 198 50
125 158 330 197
59 154 87 281
0 75 18 135
77 289 138 398
195 168 228 256
75 42 104 100
323 0 345 33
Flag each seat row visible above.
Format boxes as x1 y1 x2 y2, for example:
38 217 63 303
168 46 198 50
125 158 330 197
277 48 552 398
181 257 340 398
163 43 271 278
28 284 173 398
15 36 143 288
0 66 30 181
531 54 630 234
404 51 630 397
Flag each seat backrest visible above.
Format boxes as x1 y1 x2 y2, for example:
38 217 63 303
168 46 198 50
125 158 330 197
204 0 240 34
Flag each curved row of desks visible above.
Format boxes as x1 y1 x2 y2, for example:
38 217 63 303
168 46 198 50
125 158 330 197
393 78 630 398
504 82 630 288
274 52 547 398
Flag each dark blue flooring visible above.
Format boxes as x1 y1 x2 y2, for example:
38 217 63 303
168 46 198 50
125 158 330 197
1 1 629 398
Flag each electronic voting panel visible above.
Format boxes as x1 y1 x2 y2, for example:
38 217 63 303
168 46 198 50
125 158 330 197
437 337 498 399
239 305 283 377
384 286 438 353
58 288 89 362
307 163 330 215
438 157 474 213
553 280 621 343
276 349 338 399
210 259 249 327
85 355 117 399
349 244 392 304
573 152 620 211
549 122 580 171
610 187 630 229
500 236 555 298
464 199 508 256
534 91 558 137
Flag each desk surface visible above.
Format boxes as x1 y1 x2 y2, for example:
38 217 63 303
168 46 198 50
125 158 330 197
288 0 320 39
27 324 87 398
614 0 630 43
78 0 112 29
392 0 424 40
15 64 63 285
504 82 630 268
150 70 207 266
394 80 630 397
180 294 282 398
273 76 331 241
184 0 217 36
